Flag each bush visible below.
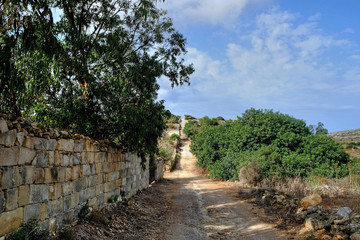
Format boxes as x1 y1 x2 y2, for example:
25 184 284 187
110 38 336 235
185 115 196 120
238 161 261 186
5 220 49 240
190 108 351 181
157 147 173 163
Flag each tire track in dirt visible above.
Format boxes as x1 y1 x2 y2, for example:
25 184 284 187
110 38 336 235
161 120 286 240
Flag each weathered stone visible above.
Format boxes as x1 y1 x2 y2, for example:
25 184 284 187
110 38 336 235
21 166 35 184
82 165 91 176
5 188 18 211
34 138 56 150
56 139 74 152
24 203 42 222
74 141 85 152
351 231 360 240
0 191 5 213
349 224 360 233
46 199 63 218
63 154 71 166
95 152 107 163
34 168 45 183
87 176 97 188
95 163 102 174
1 167 22 189
62 181 74 196
53 167 66 182
0 129 17 147
0 147 19 166
300 194 322 209
64 192 79 212
30 184 49 203
49 183 62 200
44 168 54 183
48 218 56 233
48 151 54 165
19 147 36 165
23 136 35 149
0 208 24 236
16 131 26 146
18 185 30 206
71 154 82 165
75 178 87 192
0 118 8 133
71 165 82 180
35 151 49 167
337 207 352 220
65 167 72 181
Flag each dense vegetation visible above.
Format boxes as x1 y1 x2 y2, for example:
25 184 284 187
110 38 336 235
188 109 351 181
0 0 194 161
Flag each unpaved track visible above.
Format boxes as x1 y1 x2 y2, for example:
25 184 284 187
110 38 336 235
161 121 285 240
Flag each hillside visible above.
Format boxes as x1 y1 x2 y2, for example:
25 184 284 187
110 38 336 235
328 128 360 142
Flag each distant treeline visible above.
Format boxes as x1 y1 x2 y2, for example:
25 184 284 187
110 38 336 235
186 109 355 181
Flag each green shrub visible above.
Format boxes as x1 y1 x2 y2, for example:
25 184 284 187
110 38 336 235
56 226 75 240
185 115 196 120
190 108 351 181
108 195 119 203
157 147 173 163
5 220 49 240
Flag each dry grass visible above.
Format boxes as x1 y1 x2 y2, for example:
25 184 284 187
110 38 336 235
258 175 360 213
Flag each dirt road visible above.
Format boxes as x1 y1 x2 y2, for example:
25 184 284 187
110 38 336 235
160 122 285 239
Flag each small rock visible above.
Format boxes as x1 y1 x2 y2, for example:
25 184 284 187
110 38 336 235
0 118 8 133
348 224 360 233
300 194 322 209
336 207 352 220
351 231 360 240
305 217 331 230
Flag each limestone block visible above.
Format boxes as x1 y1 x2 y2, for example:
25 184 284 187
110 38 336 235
81 165 90 177
46 199 63 218
351 232 360 240
74 140 85 152
300 194 322 209
65 167 72 181
35 151 49 167
0 129 17 147
95 163 102 174
34 138 56 150
87 175 96 188
96 174 103 184
54 151 62 166
56 139 74 152
62 181 74 196
63 154 71 166
54 167 66 182
84 140 91 151
88 197 97 207
95 184 104 196
0 191 5 213
44 168 54 184
23 137 34 149
337 207 353 220
71 154 82 165
0 207 24 236
49 183 62 200
34 168 44 184
1 167 22 189
29 184 49 203
19 147 36 165
24 203 42 222
91 164 96 175
16 131 26 146
75 178 87 192
64 193 79 211
71 165 82 181
0 147 19 166
21 166 35 184
48 151 54 165
86 152 95 164
18 185 30 207
0 118 8 133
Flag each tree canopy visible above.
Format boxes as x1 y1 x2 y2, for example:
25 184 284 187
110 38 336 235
0 0 194 159
189 109 350 180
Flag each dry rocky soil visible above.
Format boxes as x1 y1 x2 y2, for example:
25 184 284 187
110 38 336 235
72 139 312 240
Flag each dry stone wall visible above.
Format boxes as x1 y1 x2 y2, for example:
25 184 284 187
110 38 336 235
0 117 163 237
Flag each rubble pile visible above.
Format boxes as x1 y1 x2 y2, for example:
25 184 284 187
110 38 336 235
252 187 360 240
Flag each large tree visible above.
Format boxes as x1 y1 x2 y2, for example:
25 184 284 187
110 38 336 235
0 0 194 158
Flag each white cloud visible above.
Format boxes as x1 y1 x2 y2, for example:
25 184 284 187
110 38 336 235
159 0 250 26
160 8 359 117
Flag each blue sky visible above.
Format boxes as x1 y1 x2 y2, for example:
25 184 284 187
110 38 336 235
156 0 360 132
